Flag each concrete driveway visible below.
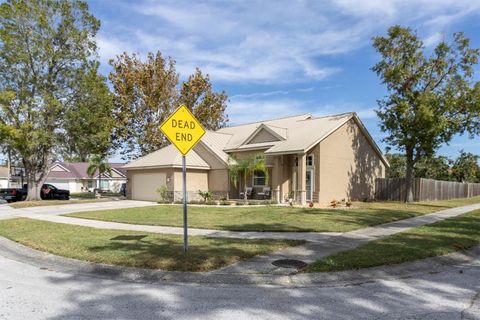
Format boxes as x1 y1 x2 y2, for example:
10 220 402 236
0 200 157 220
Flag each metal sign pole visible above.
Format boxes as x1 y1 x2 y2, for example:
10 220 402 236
182 155 188 252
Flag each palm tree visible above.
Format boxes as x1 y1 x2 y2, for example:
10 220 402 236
228 153 268 201
87 154 112 196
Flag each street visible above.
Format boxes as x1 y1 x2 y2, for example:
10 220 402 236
1 254 479 320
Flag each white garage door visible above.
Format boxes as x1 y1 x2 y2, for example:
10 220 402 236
45 180 70 191
132 172 166 201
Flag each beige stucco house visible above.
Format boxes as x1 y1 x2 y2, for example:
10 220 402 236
124 112 389 205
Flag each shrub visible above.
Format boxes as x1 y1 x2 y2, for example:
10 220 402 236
330 199 340 208
155 186 170 203
346 200 352 207
197 190 213 202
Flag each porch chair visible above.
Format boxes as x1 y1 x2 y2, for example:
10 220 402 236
257 186 271 200
239 187 253 200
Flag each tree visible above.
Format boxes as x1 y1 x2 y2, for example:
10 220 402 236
0 0 100 200
60 63 114 162
415 155 452 181
372 26 480 202
109 52 228 160
386 153 452 181
87 154 112 194
451 151 479 183
228 153 268 201
385 153 406 178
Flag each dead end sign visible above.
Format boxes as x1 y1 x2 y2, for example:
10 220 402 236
160 105 206 155
159 105 205 252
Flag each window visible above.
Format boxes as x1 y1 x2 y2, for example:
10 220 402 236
295 157 298 167
253 170 267 186
306 155 314 167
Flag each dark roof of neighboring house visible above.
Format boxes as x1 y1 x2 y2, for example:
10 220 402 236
47 162 126 179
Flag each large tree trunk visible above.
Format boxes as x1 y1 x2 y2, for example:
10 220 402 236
23 157 50 201
405 154 415 203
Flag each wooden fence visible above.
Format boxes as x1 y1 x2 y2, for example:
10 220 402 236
375 178 480 202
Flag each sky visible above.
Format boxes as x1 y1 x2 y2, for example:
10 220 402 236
86 0 480 161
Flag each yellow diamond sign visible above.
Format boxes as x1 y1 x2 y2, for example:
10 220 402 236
160 105 206 156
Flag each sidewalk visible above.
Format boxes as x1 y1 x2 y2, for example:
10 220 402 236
11 201 480 275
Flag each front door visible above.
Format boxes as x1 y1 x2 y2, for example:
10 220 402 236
306 169 313 201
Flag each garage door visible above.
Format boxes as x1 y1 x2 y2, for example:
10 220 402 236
132 172 166 201
45 180 70 191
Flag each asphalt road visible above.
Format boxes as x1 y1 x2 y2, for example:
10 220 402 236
1 255 479 320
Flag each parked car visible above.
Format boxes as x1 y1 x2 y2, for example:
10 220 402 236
40 184 70 200
0 186 27 202
0 184 70 202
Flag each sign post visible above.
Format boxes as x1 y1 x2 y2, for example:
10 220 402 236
160 105 206 252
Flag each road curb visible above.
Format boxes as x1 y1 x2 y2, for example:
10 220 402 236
1 236 479 287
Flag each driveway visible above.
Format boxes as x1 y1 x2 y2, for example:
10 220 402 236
0 200 157 220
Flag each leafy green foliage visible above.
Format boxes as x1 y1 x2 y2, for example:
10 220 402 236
87 154 112 193
451 150 480 183
109 52 228 159
386 151 480 182
0 0 104 200
197 190 213 202
155 185 170 203
61 63 114 161
372 26 480 201
227 153 268 200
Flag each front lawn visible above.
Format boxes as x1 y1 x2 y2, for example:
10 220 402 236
0 218 303 272
65 196 480 233
305 209 480 272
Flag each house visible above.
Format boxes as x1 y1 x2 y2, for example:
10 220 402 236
123 112 389 205
0 166 9 188
46 162 127 193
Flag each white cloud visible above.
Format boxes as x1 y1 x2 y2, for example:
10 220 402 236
96 0 480 84
423 32 443 47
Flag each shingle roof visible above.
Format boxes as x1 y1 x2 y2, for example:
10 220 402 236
123 112 388 170
123 144 210 170
47 162 127 179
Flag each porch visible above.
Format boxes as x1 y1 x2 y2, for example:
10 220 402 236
228 153 316 205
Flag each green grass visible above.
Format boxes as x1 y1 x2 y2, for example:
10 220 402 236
0 218 303 272
65 196 480 233
9 199 108 209
305 209 480 272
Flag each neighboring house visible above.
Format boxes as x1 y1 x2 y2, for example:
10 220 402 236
123 112 389 205
0 166 9 188
46 162 127 193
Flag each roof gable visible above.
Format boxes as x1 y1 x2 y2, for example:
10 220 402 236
243 124 287 145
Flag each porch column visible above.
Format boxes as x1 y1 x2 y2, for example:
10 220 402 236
272 156 281 203
298 153 307 205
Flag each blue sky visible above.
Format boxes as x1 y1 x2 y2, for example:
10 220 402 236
87 0 480 160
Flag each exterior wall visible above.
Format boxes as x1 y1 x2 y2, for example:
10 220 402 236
319 118 385 204
208 169 229 199
248 129 279 144
173 169 209 201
